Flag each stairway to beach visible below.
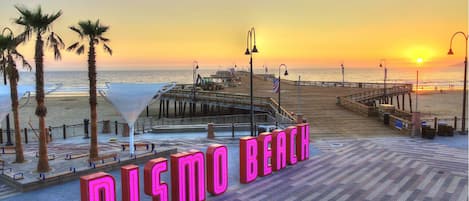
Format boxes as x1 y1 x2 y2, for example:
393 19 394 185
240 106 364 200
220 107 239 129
0 181 17 200
222 75 402 140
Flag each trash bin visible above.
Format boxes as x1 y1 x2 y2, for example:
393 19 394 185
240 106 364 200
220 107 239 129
422 125 435 139
383 113 390 125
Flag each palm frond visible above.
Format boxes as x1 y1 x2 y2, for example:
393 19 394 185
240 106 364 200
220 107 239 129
67 42 81 51
99 36 109 42
103 43 112 55
46 32 64 60
76 45 85 55
12 50 31 70
69 26 84 38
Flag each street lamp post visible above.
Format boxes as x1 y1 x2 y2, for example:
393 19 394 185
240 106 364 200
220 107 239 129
276 64 288 128
244 27 258 136
192 61 199 116
448 32 468 134
341 63 345 87
416 58 423 112
379 59 388 103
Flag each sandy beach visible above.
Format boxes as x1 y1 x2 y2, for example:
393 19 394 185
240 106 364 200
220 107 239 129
1 84 463 130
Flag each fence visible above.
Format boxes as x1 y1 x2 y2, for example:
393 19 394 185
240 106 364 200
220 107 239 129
0 113 281 144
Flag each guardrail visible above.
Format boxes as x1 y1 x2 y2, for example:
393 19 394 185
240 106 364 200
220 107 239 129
162 89 296 123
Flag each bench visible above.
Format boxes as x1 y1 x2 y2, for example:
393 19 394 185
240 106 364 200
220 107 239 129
121 143 155 152
65 153 89 160
88 153 118 167
35 152 56 160
1 146 15 154
3 168 23 180
38 167 77 181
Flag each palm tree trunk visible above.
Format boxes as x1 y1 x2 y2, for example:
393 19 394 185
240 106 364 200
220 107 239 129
88 41 98 159
35 33 49 172
7 57 24 163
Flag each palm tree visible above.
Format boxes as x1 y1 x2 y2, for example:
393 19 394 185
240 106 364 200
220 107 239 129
0 27 31 163
14 5 64 172
67 20 112 159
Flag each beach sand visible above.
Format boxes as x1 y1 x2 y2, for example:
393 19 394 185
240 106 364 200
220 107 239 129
1 85 464 129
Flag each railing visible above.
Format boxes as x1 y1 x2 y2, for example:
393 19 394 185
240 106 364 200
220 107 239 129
163 89 296 123
337 83 413 117
0 113 283 143
388 114 413 135
337 97 375 117
284 80 413 89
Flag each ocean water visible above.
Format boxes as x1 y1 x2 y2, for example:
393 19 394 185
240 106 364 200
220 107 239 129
14 67 466 93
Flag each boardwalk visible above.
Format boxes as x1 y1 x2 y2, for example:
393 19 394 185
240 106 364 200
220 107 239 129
213 137 468 201
221 74 403 140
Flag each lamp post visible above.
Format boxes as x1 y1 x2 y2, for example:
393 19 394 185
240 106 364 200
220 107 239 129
379 59 388 103
192 61 199 116
448 31 468 134
276 64 288 128
416 58 423 112
244 27 258 136
341 63 345 87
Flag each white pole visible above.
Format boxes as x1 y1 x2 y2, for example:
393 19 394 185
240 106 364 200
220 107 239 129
129 124 134 156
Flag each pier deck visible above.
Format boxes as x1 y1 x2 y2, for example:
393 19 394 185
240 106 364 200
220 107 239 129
221 74 404 140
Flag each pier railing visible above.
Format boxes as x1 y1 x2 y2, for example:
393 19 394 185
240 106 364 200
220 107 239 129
284 80 413 89
162 89 296 123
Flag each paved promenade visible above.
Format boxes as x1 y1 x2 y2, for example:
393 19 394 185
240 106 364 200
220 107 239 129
0 133 466 201
213 136 468 201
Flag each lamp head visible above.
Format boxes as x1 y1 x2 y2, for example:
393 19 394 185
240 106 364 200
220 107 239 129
244 48 250 55
252 45 258 53
284 70 288 76
448 48 454 55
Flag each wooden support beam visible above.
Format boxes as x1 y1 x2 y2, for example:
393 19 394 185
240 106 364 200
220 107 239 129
158 100 162 119
408 93 413 113
166 99 170 118
396 95 400 109
402 94 405 111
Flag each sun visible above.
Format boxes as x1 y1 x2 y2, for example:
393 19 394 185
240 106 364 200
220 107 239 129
416 58 423 64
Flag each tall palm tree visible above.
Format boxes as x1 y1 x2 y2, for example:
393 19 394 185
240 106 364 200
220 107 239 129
0 27 31 163
14 5 64 172
67 20 112 159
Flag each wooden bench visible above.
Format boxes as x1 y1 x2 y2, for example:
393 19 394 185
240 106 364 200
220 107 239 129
121 143 155 152
88 153 118 167
38 167 77 181
65 153 89 160
1 146 15 154
3 168 23 180
35 152 56 160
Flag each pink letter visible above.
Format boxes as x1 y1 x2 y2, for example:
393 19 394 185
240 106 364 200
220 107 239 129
206 144 228 195
121 165 140 201
171 150 205 201
80 172 116 201
272 130 287 171
144 158 168 201
239 137 257 184
258 132 272 177
285 126 298 165
296 123 310 161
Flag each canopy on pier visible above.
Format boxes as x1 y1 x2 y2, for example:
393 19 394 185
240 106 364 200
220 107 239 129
99 82 175 155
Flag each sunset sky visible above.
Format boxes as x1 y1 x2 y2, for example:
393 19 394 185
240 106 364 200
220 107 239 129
0 0 467 70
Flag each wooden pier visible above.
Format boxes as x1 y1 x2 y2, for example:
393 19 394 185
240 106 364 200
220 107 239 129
219 74 413 140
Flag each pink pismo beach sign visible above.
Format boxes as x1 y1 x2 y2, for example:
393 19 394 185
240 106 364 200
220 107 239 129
80 123 310 201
